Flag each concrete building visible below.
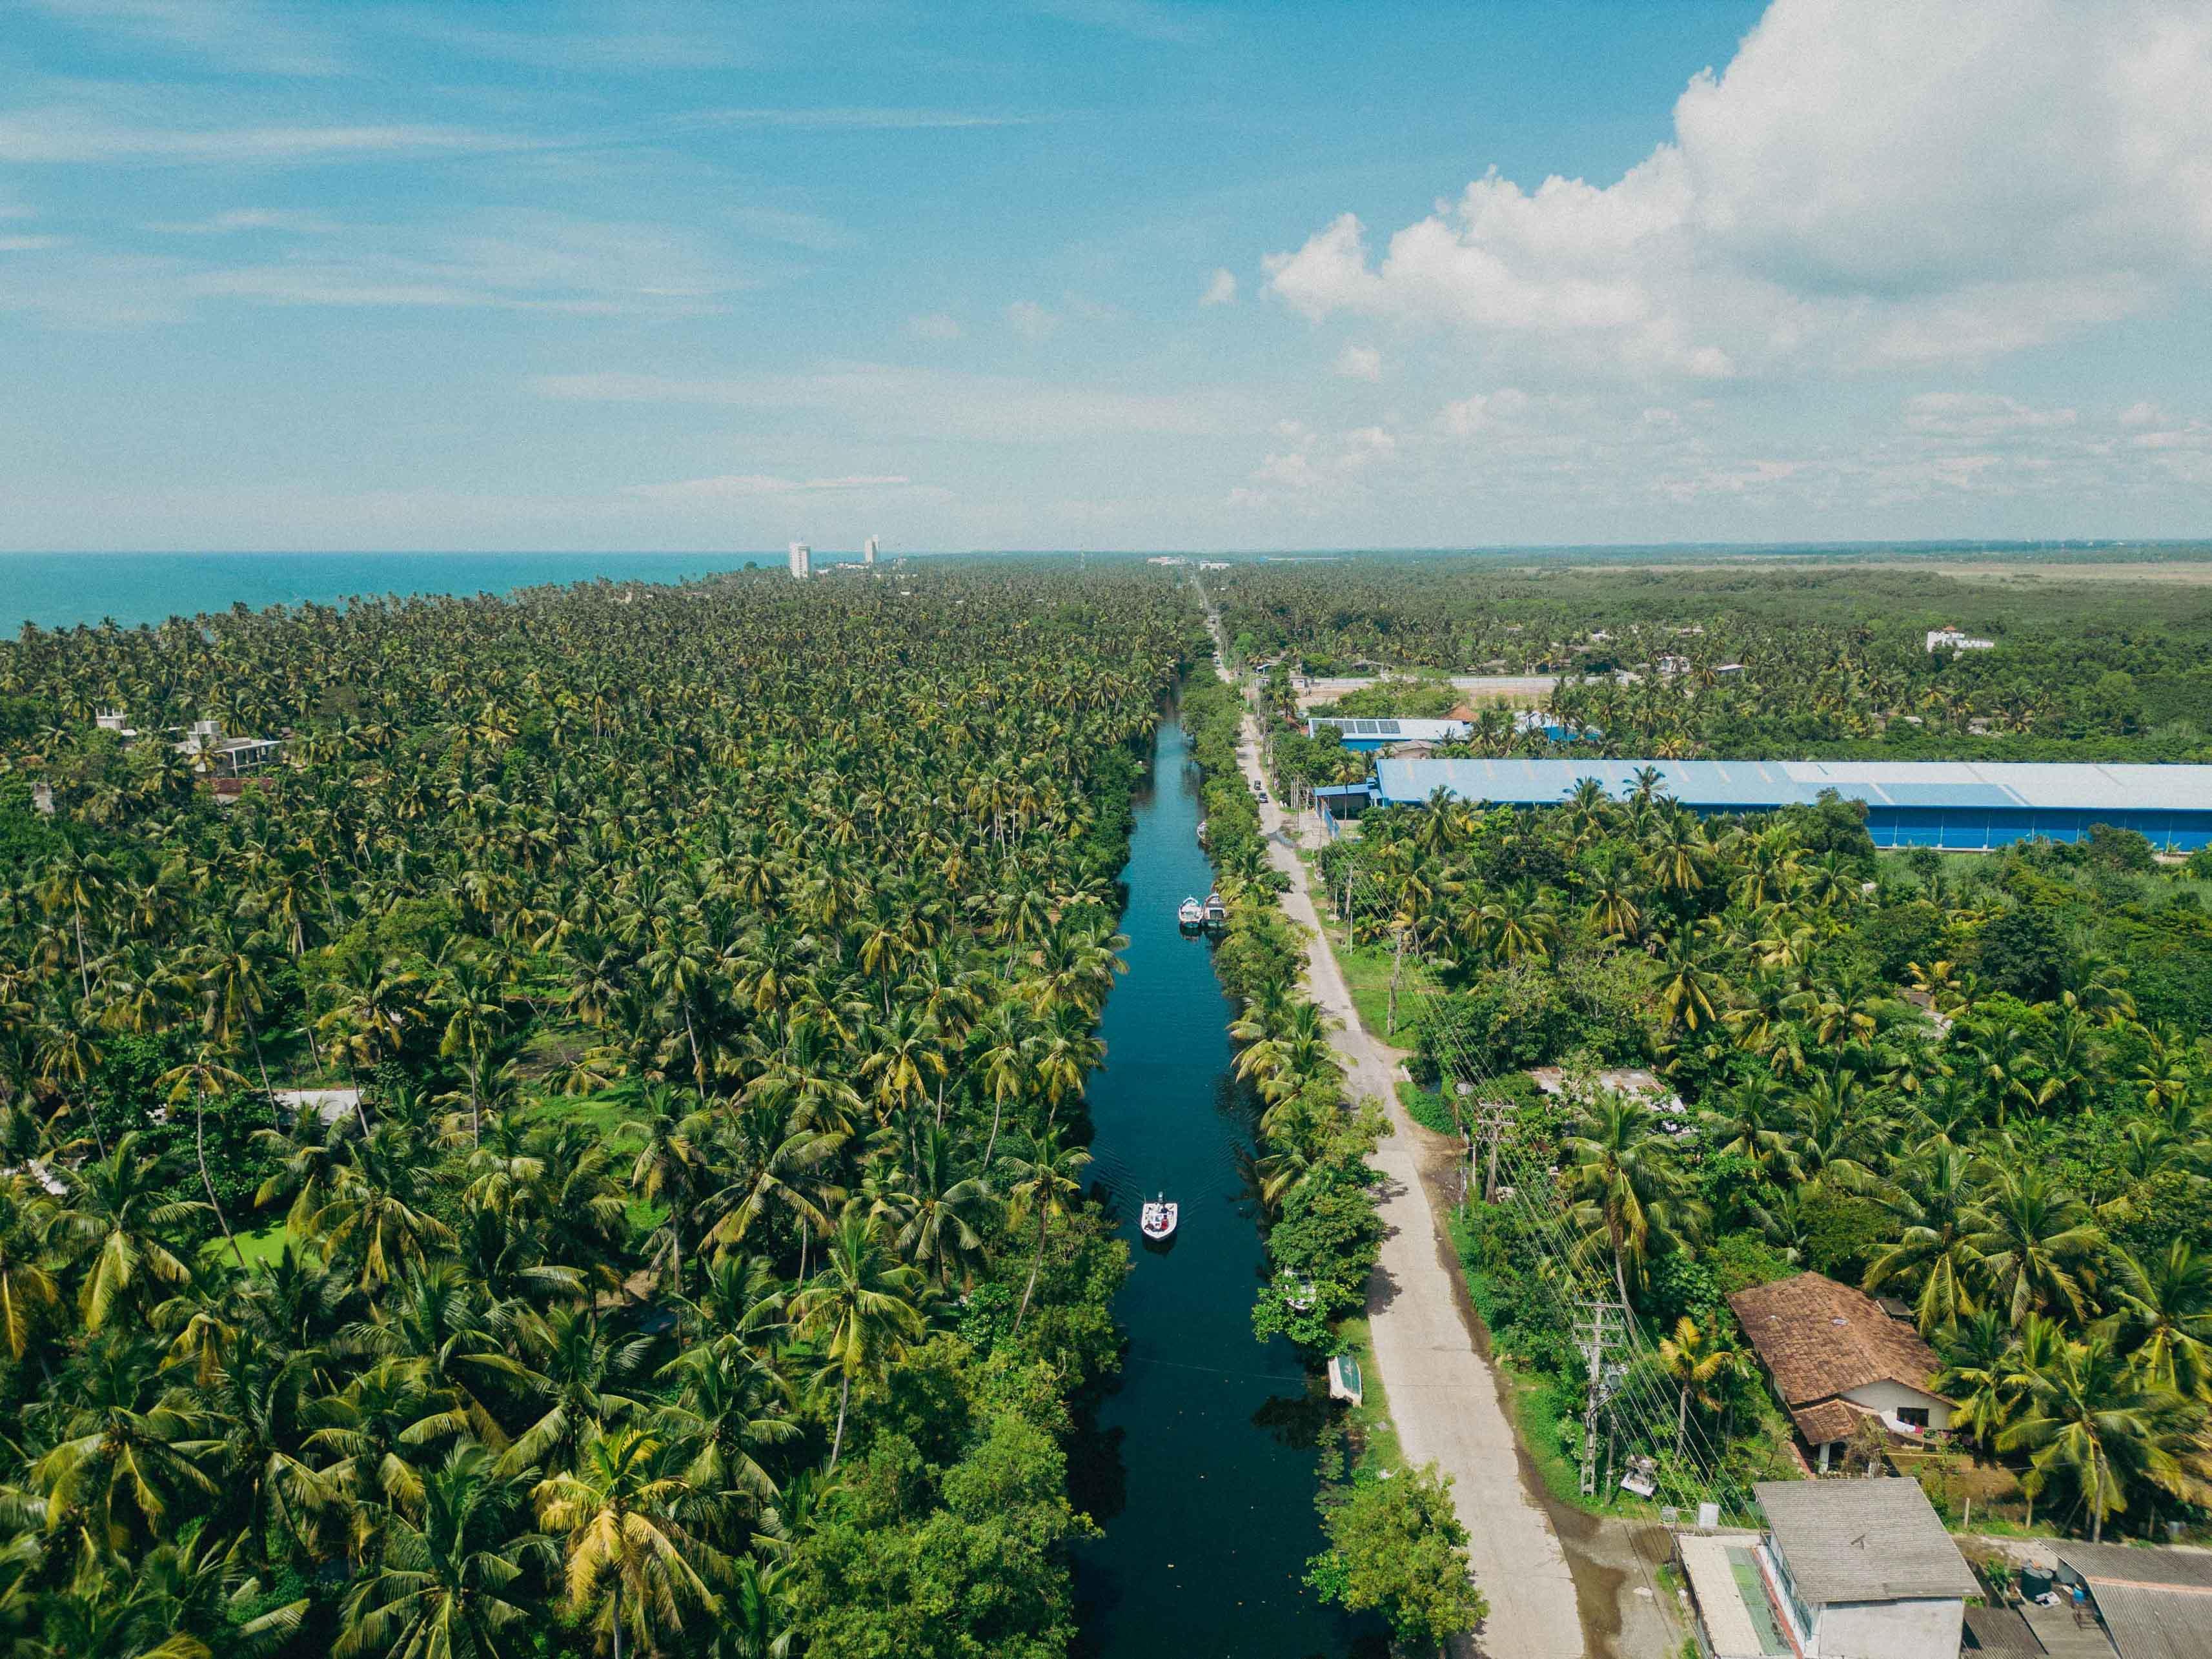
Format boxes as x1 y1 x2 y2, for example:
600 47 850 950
1730 1273 1954 1471
1366 757 2212 851
1928 626 1996 652
863 535 879 565
1752 1479 1975 1658
1306 716 1471 752
176 718 282 779
787 541 811 581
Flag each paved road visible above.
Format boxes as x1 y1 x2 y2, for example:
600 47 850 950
1222 682 1588 1658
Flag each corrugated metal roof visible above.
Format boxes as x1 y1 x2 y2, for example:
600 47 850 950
1373 757 2212 814
1753 1479 1978 1604
2076 1580 2212 1659
2057 1543 2212 1593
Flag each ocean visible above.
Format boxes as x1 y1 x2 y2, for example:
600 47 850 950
0 552 773 631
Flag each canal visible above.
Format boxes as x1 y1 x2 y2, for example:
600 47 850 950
1072 709 1369 1659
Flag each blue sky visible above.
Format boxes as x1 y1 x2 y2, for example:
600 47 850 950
3 0 2209 553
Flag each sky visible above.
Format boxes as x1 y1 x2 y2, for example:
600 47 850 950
3 0 2209 553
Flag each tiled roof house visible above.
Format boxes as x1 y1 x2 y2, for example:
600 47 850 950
1728 1272 1954 1471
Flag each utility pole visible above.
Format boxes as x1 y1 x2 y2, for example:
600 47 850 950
1468 1097 1512 1205
1577 1298 1624 1498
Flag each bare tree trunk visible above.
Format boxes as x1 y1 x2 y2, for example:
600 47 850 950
196 1084 246 1268
1387 928 1407 1037
828 1370 851 1472
1013 1208 1048 1336
73 906 91 1006
983 1094 1006 1170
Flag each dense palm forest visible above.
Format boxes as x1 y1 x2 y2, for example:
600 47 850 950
1217 557 2212 762
1315 777 2212 1541
0 565 1201 1656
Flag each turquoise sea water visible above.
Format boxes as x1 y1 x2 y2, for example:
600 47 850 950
0 552 781 631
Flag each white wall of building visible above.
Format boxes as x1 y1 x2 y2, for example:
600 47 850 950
1842 1379 1953 1432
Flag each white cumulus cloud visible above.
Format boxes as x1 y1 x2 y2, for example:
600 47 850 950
1199 267 1237 306
1006 298 1059 340
1334 343 1381 380
1264 0 2212 381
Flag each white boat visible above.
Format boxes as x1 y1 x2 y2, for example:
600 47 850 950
1177 897 1205 928
1203 891 1228 926
1139 1197 1179 1241
1328 1353 1363 1405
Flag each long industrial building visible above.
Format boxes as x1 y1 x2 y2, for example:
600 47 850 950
1346 757 2212 851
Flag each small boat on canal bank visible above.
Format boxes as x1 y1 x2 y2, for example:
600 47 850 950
1202 891 1228 927
1327 1353 1363 1406
1177 896 1205 930
1139 1196 1179 1241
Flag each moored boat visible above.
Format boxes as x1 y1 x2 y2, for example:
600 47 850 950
1327 1352 1363 1405
1139 1196 1179 1241
1202 891 1228 926
1177 896 1205 929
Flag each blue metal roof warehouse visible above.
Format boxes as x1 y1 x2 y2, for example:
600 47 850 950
1366 758 2212 851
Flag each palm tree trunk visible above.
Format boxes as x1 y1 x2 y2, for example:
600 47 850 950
1013 1208 1048 1336
1387 927 1406 1037
828 1370 851 1472
983 1094 1006 1170
611 1578 624 1659
197 1084 246 1268
73 905 91 1007
1678 1386 1689 1448
248 1019 276 1120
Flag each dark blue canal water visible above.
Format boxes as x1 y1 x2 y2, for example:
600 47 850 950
1072 711 1368 1659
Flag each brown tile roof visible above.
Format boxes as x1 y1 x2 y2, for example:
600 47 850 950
1788 1397 1866 1449
1728 1272 1947 1415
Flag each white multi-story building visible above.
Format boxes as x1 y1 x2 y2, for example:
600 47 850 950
788 541 811 580
1926 626 1994 652
863 536 879 565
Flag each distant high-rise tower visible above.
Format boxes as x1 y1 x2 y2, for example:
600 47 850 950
787 541 811 580
863 535 880 566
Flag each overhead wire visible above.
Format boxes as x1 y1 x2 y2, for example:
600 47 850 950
1328 854 1758 1520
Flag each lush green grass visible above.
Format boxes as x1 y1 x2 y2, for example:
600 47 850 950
205 1222 298 1268
1399 1079 1459 1137
1334 941 1406 1044
527 1088 646 1148
1332 1314 1403 1474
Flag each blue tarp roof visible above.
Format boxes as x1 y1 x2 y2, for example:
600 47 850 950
1372 758 2212 814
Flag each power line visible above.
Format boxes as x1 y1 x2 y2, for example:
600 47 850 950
1328 857 1755 1521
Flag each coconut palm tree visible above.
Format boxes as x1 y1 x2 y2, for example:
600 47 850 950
50 1133 203 1332
785 1211 924 1472
535 1425 720 1659
1654 1316 1743 1447
2000 1333 2212 1542
1864 1142 1987 1335
338 1441 552 1659
2100 1241 2212 1399
1559 1094 1703 1307
995 1123 1093 1338
1969 1163 2104 1328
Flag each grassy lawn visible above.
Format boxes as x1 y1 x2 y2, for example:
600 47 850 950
1332 1314 1403 1474
1333 939 1405 1043
527 1088 647 1148
205 1221 299 1268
